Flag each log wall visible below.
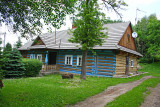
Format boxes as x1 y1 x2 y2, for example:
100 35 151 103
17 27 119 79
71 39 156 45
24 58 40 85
57 49 116 77
115 51 138 75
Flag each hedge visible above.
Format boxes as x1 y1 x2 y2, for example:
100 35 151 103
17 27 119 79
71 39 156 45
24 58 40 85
22 58 42 77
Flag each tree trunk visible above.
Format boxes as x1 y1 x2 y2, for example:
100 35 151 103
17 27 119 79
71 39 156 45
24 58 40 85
153 57 154 63
81 49 88 80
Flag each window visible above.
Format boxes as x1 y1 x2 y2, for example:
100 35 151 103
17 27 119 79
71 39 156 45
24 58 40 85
30 54 35 59
37 54 42 62
77 55 82 66
131 60 133 67
128 34 130 42
65 55 72 65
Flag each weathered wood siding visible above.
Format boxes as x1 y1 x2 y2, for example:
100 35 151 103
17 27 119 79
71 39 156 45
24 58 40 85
20 50 27 58
129 55 138 74
32 37 45 46
115 51 138 75
115 53 126 75
118 24 136 51
57 49 116 77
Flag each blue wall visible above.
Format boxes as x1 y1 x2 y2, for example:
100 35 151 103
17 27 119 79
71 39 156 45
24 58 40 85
57 49 116 77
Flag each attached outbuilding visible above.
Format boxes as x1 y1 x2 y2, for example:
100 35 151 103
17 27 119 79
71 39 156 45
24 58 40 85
19 22 142 77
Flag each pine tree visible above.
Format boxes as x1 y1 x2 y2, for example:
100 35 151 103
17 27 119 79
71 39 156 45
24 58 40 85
15 37 22 49
0 38 3 80
3 48 25 78
3 43 12 55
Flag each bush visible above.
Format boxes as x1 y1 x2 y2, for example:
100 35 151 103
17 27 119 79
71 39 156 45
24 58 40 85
22 58 42 77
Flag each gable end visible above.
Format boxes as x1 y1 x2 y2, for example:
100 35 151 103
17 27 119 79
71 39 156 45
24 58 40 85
118 23 136 51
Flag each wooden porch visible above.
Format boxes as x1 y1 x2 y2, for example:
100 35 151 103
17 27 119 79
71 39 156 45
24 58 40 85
40 64 59 75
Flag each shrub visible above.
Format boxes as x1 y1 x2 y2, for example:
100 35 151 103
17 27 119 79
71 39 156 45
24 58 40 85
22 58 42 77
3 48 25 78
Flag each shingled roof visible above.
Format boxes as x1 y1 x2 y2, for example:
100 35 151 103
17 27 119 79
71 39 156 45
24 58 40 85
18 22 142 57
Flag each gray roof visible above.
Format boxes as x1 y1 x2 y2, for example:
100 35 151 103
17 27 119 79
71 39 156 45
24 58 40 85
18 22 142 57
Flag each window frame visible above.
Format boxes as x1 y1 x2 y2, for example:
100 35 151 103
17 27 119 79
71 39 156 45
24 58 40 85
65 55 73 65
37 54 42 62
30 54 35 59
131 60 133 67
77 55 82 66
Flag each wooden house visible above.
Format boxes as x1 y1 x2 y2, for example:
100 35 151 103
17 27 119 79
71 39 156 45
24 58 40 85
18 22 142 77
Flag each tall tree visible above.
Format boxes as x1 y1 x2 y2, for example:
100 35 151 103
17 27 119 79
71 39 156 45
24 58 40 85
69 0 127 79
134 14 159 63
147 16 160 62
0 0 76 37
15 37 22 49
0 37 3 81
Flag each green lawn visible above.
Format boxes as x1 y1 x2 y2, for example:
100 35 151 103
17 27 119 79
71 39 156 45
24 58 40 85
0 74 147 107
139 62 160 77
106 62 160 107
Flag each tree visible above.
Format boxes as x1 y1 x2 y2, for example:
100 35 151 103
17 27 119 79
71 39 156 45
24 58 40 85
134 14 159 63
0 37 3 81
3 43 12 55
3 48 25 78
69 0 127 79
103 17 123 24
15 37 22 49
0 0 76 37
147 17 160 62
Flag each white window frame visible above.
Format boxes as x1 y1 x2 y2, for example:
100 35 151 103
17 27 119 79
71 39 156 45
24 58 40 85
37 54 42 62
30 54 35 59
77 55 82 66
131 60 133 67
65 55 73 65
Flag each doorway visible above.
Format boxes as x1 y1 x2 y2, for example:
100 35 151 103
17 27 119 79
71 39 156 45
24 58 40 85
48 52 57 65
126 56 129 75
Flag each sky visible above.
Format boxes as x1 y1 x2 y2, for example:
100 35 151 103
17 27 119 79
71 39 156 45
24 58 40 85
0 0 160 47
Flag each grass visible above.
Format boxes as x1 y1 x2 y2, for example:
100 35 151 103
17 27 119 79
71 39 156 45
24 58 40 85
0 74 148 107
106 62 160 107
106 78 160 107
139 62 160 77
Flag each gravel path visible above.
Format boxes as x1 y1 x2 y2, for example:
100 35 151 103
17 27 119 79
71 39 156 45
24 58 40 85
68 76 152 107
140 83 160 107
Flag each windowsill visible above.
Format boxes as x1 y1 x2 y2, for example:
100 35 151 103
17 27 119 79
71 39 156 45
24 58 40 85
65 64 72 66
77 65 82 67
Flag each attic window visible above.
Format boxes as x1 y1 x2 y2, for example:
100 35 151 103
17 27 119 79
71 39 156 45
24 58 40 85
128 34 130 42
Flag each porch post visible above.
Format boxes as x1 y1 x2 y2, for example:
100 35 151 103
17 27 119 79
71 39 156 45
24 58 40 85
45 51 48 72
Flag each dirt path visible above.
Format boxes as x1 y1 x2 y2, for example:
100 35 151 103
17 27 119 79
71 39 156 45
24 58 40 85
68 76 152 107
140 83 160 107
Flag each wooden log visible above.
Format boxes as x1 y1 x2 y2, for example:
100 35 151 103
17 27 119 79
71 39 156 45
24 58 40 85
62 74 73 79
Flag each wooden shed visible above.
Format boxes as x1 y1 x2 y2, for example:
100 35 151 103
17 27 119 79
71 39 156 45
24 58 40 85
18 22 142 77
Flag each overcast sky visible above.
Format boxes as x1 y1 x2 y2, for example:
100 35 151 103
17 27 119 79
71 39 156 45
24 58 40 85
0 0 160 47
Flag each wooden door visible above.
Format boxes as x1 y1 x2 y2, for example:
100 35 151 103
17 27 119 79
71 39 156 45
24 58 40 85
126 56 129 75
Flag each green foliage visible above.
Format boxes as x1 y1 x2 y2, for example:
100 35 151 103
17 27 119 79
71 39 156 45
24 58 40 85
3 48 25 78
0 39 4 80
0 74 147 106
22 58 42 77
103 17 123 24
3 43 12 55
15 37 22 49
147 18 160 59
106 78 160 107
134 14 160 63
0 0 76 37
69 0 107 51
